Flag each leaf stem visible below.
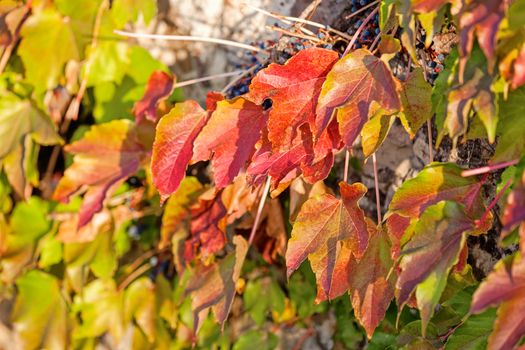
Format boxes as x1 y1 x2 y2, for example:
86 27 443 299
478 178 512 227
343 150 350 183
118 263 152 291
244 4 317 37
372 153 382 223
461 159 519 177
266 25 322 43
174 70 244 89
372 152 381 225
343 6 379 56
114 30 262 52
248 176 271 245
344 0 380 20
427 120 434 163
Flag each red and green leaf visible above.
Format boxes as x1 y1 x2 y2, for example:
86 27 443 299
470 256 525 350
315 48 400 146
286 182 369 302
133 70 174 123
54 119 152 228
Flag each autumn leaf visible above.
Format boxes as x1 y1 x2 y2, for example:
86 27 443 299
470 255 525 350
246 48 338 152
192 97 267 189
184 188 228 262
185 235 248 333
315 49 400 148
151 100 207 200
387 162 487 220
11 271 68 350
54 119 152 228
411 0 448 13
160 176 203 249
454 0 510 77
286 182 369 302
442 69 497 145
133 71 175 123
18 7 80 92
361 114 395 157
398 67 433 139
348 221 395 339
396 201 474 335
0 91 62 197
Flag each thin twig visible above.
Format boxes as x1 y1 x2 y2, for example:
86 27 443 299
221 64 260 94
369 31 381 53
244 4 317 36
292 326 315 350
343 6 379 56
114 29 261 52
343 150 350 183
248 176 271 245
246 4 352 41
174 70 244 89
345 0 380 20
266 25 322 42
461 159 519 177
118 263 152 291
427 119 434 162
372 153 382 223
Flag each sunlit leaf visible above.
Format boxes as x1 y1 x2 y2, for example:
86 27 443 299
246 48 338 152
12 271 68 350
151 101 207 200
348 222 395 339
193 98 267 188
398 67 433 138
133 71 175 123
286 182 369 302
18 7 80 92
54 119 152 227
185 235 248 333
397 201 474 335
315 49 400 146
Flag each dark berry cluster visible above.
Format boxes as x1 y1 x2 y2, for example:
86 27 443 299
346 0 380 49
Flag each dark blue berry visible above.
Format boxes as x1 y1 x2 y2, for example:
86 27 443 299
262 98 273 110
351 5 357 12
355 42 362 48
360 0 367 6
375 28 381 35
428 61 437 68
362 29 371 37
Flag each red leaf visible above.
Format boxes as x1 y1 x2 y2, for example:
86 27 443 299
53 120 151 227
348 222 395 339
456 0 510 76
185 235 248 333
470 256 525 350
246 48 338 152
133 71 174 123
151 100 207 200
411 0 448 13
315 49 400 146
193 97 267 188
205 91 225 112
286 182 369 302
184 188 228 262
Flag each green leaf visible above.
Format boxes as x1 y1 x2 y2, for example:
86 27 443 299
12 271 68 350
233 330 278 350
491 85 525 163
445 309 496 350
111 0 156 28
18 8 80 92
244 277 286 325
